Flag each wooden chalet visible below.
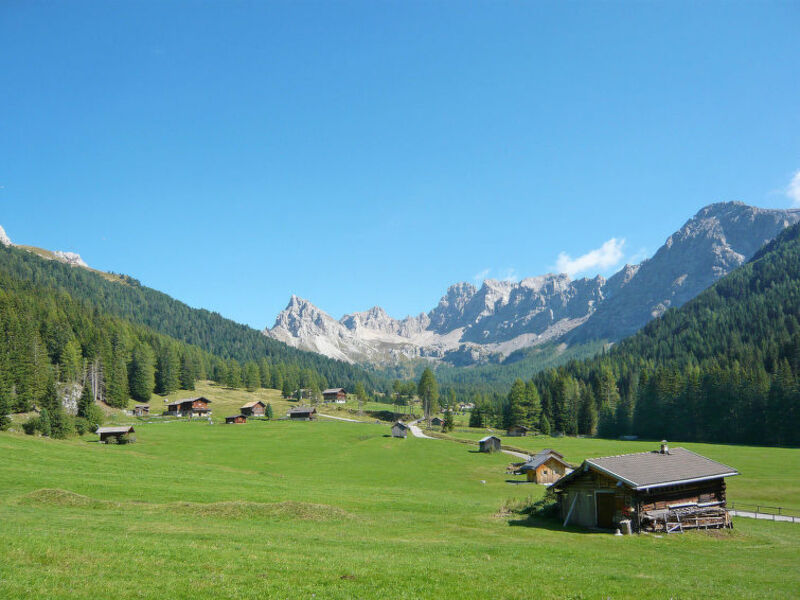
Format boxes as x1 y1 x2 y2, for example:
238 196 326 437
391 421 408 438
133 404 149 417
507 424 530 437
553 442 739 533
165 397 212 417
240 400 266 416
516 449 572 484
96 426 136 444
288 406 317 421
478 435 502 453
430 416 445 427
322 388 347 403
225 414 247 424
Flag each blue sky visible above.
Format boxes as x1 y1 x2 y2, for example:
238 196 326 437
2 1 799 328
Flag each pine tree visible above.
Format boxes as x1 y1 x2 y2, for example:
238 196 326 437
156 345 181 395
180 352 196 391
417 368 439 421
265 403 274 420
506 379 527 429
539 413 551 436
39 407 51 437
129 343 155 403
442 408 455 432
578 383 598 435
244 362 260 392
0 391 10 431
59 338 82 382
106 349 130 408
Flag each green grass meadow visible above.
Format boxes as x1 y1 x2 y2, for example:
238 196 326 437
0 414 798 598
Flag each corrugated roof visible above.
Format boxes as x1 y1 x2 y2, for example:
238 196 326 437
96 426 134 434
586 447 739 489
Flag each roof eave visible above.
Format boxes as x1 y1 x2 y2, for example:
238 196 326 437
634 472 740 491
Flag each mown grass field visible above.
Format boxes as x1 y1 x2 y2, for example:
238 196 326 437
0 411 798 598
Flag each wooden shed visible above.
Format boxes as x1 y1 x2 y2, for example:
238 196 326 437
553 443 739 533
478 435 502 453
225 414 247 424
430 416 444 427
507 424 530 437
96 426 136 444
133 404 149 417
391 421 408 438
240 401 266 417
322 388 347 403
165 397 212 417
288 406 317 421
517 449 572 484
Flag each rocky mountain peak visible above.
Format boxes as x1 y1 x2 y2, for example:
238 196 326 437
53 251 88 268
0 225 12 247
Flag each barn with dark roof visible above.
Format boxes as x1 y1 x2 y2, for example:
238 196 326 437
552 442 738 533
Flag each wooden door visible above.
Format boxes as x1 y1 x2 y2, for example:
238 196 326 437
596 493 615 529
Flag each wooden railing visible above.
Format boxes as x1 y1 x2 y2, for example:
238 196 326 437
728 501 800 523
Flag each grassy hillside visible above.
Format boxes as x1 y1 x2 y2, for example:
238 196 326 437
0 421 797 599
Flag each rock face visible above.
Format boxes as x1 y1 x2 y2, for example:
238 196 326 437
0 225 12 246
53 250 89 268
264 202 800 365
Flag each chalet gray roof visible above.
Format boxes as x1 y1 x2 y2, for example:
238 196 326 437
241 401 265 408
392 421 408 429
479 435 501 443
508 424 529 430
96 426 135 434
585 447 738 489
520 450 571 472
165 397 211 407
288 406 316 414
322 388 345 394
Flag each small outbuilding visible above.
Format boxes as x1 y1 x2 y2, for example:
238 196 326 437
133 404 149 417
507 424 530 437
322 388 347 403
96 426 136 444
516 449 572 484
391 421 409 438
225 414 247 424
430 416 444 427
553 442 739 533
478 435 502 453
165 397 212 417
240 401 266 417
288 406 317 421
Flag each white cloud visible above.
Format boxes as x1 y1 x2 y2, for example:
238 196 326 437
472 268 490 283
788 169 800 207
555 238 626 277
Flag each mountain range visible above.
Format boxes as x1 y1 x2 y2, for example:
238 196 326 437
265 202 800 365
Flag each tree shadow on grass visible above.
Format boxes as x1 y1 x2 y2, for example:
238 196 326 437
507 515 599 534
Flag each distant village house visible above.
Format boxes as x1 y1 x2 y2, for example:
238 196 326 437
430 416 444 427
553 442 738 533
322 388 347 403
507 424 530 437
164 397 212 417
225 414 247 424
240 401 266 416
96 426 136 444
133 404 149 417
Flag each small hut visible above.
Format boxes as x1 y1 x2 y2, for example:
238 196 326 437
478 435 502 453
288 406 317 421
507 424 530 437
133 404 149 417
322 388 347 403
516 449 572 484
553 443 739 533
391 421 408 438
430 416 444 427
225 414 247 424
240 401 266 417
96 426 136 444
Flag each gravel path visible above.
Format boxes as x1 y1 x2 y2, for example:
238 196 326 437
408 419 435 439
318 413 362 423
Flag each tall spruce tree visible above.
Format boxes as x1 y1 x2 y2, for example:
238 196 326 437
417 368 439 421
129 343 155 403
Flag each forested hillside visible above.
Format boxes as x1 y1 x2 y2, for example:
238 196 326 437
508 223 800 446
0 244 380 391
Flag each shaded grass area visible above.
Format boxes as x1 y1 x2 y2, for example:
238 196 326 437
0 419 798 599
